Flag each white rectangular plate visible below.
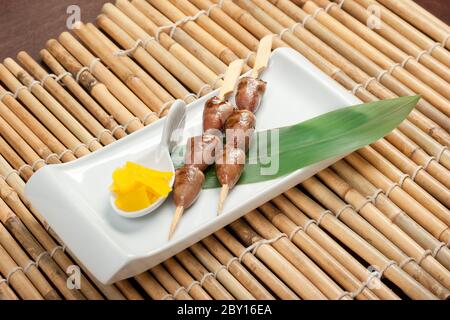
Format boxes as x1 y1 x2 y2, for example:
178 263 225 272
25 48 361 284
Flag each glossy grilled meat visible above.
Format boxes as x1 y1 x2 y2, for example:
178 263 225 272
215 146 246 189
203 96 235 133
235 77 267 113
224 110 256 152
173 166 205 209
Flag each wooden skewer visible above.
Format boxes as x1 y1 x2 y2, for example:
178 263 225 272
251 34 274 78
217 184 229 215
170 59 244 237
218 59 245 100
168 206 184 240
218 36 271 214
216 59 245 215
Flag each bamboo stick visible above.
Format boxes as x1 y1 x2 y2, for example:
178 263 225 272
0 199 88 300
191 0 261 51
17 52 116 146
102 3 215 94
134 272 173 300
145 0 246 69
376 0 450 49
0 127 117 300
0 242 43 300
176 250 235 300
353 0 450 67
304 0 450 95
284 188 437 299
0 136 33 182
0 125 121 299
371 139 449 206
224 2 450 170
39 49 127 140
3 58 102 152
163 258 213 300
170 0 256 66
271 195 400 300
399 0 450 34
213 229 300 299
357 146 450 221
0 65 90 158
302 176 450 299
128 0 229 81
383 129 450 185
303 0 450 131
258 203 379 299
96 15 194 103
355 0 450 67
71 23 162 121
0 103 60 166
229 220 329 299
0 274 18 300
249 0 450 139
317 168 450 290
344 154 450 243
201 235 275 299
0 117 46 173
242 211 349 299
150 265 193 300
44 41 142 134
84 22 170 117
190 243 256 300
86 23 175 106
115 280 144 300
128 0 229 78
249 209 379 299
0 216 61 300
306 0 450 85
57 32 155 127
331 161 450 270
0 171 103 299
65 255 125 300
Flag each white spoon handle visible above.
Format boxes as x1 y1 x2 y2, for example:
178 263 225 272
160 100 186 153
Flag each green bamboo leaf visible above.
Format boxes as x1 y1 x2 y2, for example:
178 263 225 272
200 95 419 189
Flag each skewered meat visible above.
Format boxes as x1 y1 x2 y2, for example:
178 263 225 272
185 134 221 172
235 77 267 113
224 110 256 152
173 166 205 210
203 96 235 133
215 146 246 190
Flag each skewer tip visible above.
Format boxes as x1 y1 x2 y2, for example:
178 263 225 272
217 185 230 215
168 206 184 240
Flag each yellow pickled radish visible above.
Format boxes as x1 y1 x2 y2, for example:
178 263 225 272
110 161 174 212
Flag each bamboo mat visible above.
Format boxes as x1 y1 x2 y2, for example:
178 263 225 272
0 0 449 300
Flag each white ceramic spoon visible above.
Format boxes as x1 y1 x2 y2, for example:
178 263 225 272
111 100 187 219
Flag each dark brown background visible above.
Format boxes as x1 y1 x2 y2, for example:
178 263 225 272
0 0 449 62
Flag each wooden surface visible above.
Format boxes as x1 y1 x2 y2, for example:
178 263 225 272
0 0 448 61
0 0 448 301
